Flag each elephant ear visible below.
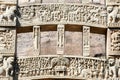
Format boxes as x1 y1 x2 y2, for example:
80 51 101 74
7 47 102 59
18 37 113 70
51 58 58 67
61 57 70 67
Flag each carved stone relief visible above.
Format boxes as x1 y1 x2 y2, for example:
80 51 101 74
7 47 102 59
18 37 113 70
83 26 90 57
0 29 15 55
18 56 106 79
107 5 120 27
57 24 64 54
108 0 120 3
107 56 120 79
110 29 120 54
0 4 16 26
19 4 107 27
33 26 40 55
0 56 14 77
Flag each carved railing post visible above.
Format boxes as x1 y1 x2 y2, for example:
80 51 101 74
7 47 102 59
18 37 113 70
33 26 41 55
83 26 90 56
57 24 65 55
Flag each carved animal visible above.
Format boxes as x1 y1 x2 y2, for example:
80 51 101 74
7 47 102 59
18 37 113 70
0 6 16 22
107 6 120 24
51 57 69 67
0 57 14 77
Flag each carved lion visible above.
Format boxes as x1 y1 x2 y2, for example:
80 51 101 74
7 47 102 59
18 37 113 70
107 6 120 24
0 57 14 77
0 6 16 22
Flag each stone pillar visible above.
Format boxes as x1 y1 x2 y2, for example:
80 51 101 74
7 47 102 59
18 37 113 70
57 24 65 55
83 26 90 57
106 28 110 57
33 26 40 55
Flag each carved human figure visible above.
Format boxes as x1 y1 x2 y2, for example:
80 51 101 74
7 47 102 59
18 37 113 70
108 57 116 78
111 30 120 52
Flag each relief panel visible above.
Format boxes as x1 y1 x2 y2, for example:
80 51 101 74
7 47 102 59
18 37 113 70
0 4 16 26
107 5 120 27
83 26 90 57
57 24 65 54
0 28 16 55
33 26 41 55
18 56 106 80
110 29 120 55
18 4 107 27
107 0 120 3
0 57 14 78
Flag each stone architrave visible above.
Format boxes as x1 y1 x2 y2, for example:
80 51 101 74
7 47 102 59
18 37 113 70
57 24 65 55
83 26 90 56
33 26 40 55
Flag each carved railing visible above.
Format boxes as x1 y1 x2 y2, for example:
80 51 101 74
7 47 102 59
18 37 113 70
18 55 107 80
18 3 107 28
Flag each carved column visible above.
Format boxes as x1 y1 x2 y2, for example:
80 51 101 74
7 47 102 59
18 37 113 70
33 26 40 55
83 26 90 56
57 24 65 55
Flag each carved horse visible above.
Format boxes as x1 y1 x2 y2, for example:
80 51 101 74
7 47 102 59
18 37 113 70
0 57 14 77
0 6 16 22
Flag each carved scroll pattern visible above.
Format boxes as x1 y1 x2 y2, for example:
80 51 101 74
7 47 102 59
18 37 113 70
110 30 120 53
83 26 90 56
0 4 16 26
107 5 120 27
57 24 64 54
0 29 15 54
19 4 107 26
18 56 106 79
